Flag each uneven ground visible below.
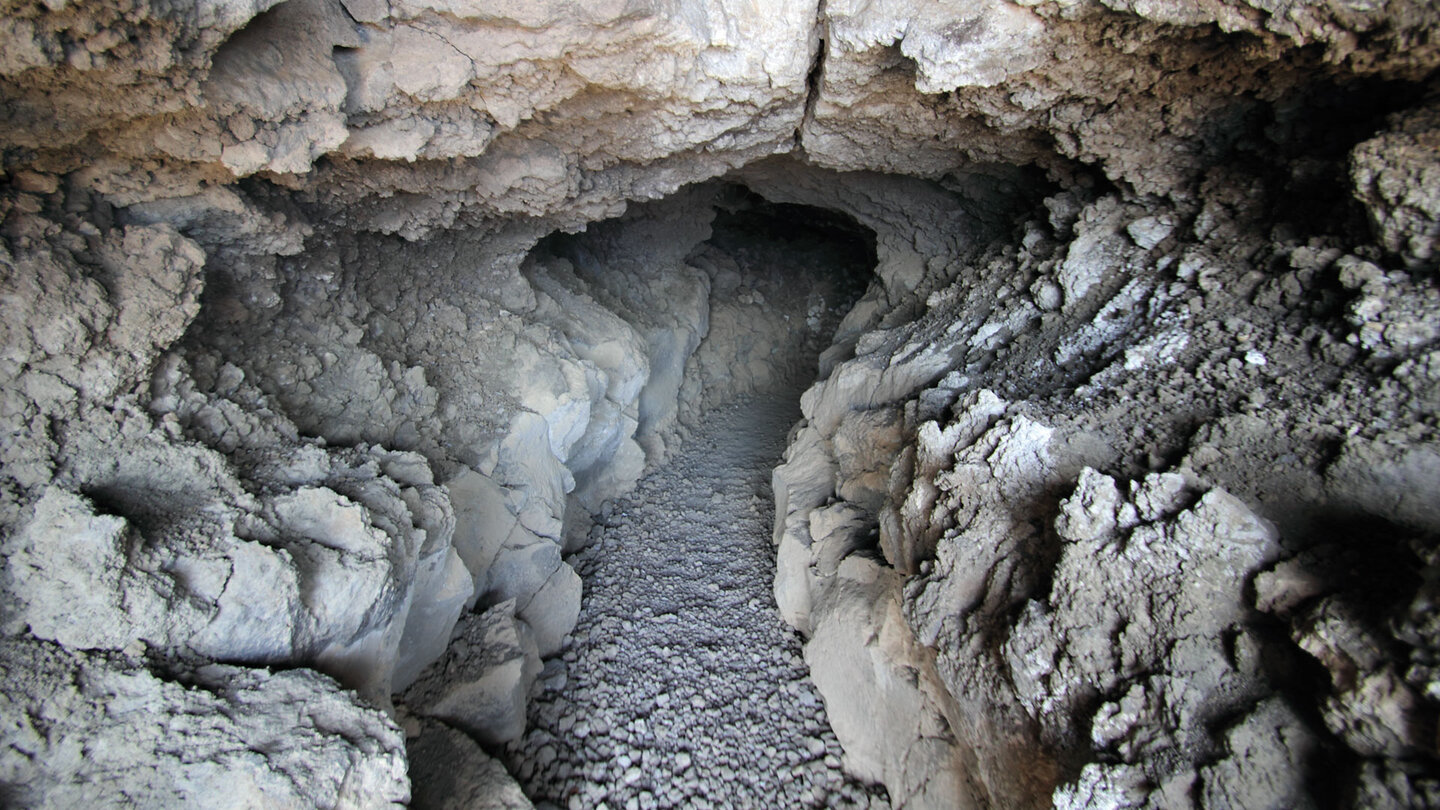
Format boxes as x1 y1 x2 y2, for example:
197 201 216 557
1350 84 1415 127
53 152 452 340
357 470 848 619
504 394 889 810
2 0 1439 807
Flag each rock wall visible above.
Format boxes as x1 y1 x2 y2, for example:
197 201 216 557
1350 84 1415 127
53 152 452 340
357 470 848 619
768 104 1440 807
2 0 1439 806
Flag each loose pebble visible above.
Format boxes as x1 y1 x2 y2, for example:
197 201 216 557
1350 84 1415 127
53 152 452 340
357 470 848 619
504 397 889 809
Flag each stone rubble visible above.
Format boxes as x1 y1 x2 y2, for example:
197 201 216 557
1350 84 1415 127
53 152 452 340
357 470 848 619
502 395 890 810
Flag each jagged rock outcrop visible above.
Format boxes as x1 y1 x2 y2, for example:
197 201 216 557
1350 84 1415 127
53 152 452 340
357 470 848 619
405 717 535 810
0 637 409 808
771 146 1440 806
2 0 1439 806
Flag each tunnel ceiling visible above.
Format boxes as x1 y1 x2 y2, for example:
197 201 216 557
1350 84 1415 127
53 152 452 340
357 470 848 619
2 0 1440 808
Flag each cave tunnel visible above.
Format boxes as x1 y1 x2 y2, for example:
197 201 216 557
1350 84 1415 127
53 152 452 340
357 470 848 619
494 185 887 807
2 1 1440 809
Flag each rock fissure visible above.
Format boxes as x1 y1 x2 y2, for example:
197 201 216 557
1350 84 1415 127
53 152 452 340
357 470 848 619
797 0 830 156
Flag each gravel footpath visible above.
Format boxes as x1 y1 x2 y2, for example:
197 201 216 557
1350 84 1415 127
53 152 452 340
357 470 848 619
503 395 891 810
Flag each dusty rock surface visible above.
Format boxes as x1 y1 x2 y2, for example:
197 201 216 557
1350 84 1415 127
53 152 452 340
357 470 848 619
771 155 1440 806
1 0 1439 806
0 637 408 808
503 395 889 810
405 717 535 810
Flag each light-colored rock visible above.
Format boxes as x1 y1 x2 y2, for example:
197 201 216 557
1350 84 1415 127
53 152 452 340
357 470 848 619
402 600 542 747
3 0 1440 806
1199 699 1319 810
392 544 474 692
447 468 525 599
0 638 408 809
1326 437 1440 533
805 557 971 810
1351 100 1440 272
518 562 583 658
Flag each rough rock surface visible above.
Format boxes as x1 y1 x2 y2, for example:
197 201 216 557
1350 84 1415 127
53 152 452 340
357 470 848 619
0 638 408 809
405 718 534 810
402 598 543 748
2 0 1439 806
773 161 1440 806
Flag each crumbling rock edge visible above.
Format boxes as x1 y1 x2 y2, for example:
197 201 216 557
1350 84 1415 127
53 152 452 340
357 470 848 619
0 0 1438 807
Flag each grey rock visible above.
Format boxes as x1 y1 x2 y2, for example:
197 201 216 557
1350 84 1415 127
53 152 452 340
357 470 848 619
407 719 534 810
0 638 407 809
403 600 542 747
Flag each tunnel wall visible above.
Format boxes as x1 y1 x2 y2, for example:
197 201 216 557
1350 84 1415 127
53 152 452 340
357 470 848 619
1 0 1439 807
765 150 1440 807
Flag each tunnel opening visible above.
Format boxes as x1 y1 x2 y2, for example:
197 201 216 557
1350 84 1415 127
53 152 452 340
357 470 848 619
395 180 891 809
494 395 891 810
530 181 880 412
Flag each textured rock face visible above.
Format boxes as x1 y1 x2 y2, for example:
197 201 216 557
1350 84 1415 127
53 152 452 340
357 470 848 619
2 0 1440 807
0 638 409 809
405 718 535 810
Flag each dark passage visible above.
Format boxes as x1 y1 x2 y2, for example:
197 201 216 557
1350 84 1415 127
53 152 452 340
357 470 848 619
499 190 885 809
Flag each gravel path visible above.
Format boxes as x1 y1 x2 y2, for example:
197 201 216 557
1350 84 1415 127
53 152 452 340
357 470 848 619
503 395 890 810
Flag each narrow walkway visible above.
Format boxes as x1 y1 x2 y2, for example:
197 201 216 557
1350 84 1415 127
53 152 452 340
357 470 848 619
503 395 889 810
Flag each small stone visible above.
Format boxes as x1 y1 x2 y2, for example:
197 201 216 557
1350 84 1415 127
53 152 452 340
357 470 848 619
12 170 58 194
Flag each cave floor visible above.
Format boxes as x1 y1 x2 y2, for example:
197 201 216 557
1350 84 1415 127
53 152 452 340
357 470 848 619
503 393 888 810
